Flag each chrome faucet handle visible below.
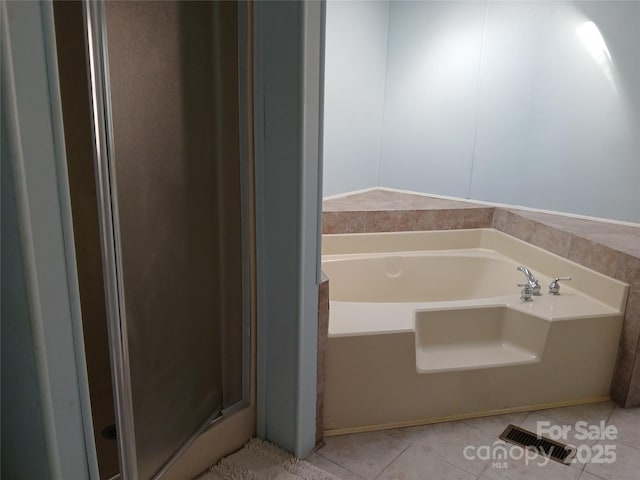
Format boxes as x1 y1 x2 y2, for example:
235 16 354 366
549 277 572 295
517 265 542 295
518 283 533 302
531 281 541 296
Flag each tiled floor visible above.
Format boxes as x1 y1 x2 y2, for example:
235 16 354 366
307 402 640 480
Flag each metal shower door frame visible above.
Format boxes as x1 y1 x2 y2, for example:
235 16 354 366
84 1 137 477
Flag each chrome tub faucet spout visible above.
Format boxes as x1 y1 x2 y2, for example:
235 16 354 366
517 265 541 296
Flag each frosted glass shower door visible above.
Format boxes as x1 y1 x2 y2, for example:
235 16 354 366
88 1 245 478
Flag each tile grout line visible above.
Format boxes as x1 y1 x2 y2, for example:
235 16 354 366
438 454 489 480
580 468 609 480
609 405 640 452
475 456 490 480
371 438 413 480
312 451 369 480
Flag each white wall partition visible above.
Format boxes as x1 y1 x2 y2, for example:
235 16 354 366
324 0 640 223
254 0 324 458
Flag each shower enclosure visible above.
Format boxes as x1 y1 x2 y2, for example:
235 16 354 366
63 1 252 478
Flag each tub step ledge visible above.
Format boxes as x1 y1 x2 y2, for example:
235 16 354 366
414 305 549 373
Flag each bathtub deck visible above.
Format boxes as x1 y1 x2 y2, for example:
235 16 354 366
416 341 539 373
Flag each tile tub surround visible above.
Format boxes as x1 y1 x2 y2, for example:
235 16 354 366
323 189 495 234
321 189 640 408
317 272 329 447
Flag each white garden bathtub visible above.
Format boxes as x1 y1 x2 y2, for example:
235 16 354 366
322 229 628 434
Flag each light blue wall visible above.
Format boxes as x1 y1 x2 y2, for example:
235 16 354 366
468 1 640 220
1 107 52 480
1 1 97 478
322 0 389 196
379 1 484 198
324 1 640 222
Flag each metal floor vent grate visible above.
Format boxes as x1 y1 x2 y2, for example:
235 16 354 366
499 424 572 465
